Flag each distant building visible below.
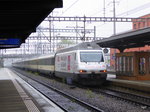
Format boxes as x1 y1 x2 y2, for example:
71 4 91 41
132 14 150 30
110 14 150 69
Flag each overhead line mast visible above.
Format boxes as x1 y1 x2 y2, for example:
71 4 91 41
113 0 116 35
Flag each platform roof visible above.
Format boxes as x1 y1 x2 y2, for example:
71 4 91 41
0 0 62 49
95 27 150 52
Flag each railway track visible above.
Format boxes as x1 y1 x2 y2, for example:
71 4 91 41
91 87 150 109
12 68 104 112
11 68 150 112
75 81 150 111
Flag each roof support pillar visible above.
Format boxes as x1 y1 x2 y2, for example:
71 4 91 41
118 48 125 53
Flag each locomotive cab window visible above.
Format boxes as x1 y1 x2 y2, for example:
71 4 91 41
80 52 104 62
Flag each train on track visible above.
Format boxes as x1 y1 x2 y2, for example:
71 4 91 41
13 42 107 85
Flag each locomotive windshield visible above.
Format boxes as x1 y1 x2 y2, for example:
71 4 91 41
80 52 104 62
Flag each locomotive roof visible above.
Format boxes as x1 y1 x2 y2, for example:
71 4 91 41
56 42 102 54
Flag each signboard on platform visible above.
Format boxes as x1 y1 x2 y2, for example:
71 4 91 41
0 38 20 45
0 38 21 48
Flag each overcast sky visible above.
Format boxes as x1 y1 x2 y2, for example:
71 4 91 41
3 0 150 59
54 0 150 17
40 0 150 37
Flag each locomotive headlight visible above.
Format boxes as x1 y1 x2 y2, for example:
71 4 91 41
100 70 107 73
79 70 87 73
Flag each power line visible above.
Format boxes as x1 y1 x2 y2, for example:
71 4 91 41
117 2 150 16
61 0 79 16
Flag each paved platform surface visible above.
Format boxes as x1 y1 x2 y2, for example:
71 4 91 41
0 68 29 112
0 80 29 112
0 68 64 112
107 74 150 92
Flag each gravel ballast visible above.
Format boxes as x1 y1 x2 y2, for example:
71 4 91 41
12 68 150 112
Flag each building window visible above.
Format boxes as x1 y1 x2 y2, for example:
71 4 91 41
134 24 136 30
143 21 145 28
138 23 141 29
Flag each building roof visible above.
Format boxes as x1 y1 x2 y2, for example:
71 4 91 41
95 27 150 52
0 0 63 49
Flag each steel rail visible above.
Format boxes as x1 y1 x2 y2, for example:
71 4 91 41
92 87 150 107
12 69 105 112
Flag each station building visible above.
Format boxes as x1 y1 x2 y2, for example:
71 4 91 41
110 14 150 69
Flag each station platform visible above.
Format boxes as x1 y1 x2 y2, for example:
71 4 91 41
107 74 150 92
0 68 64 112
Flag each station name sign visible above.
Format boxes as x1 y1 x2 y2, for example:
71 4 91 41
0 38 20 45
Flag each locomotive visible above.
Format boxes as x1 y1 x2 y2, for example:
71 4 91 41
13 42 107 85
